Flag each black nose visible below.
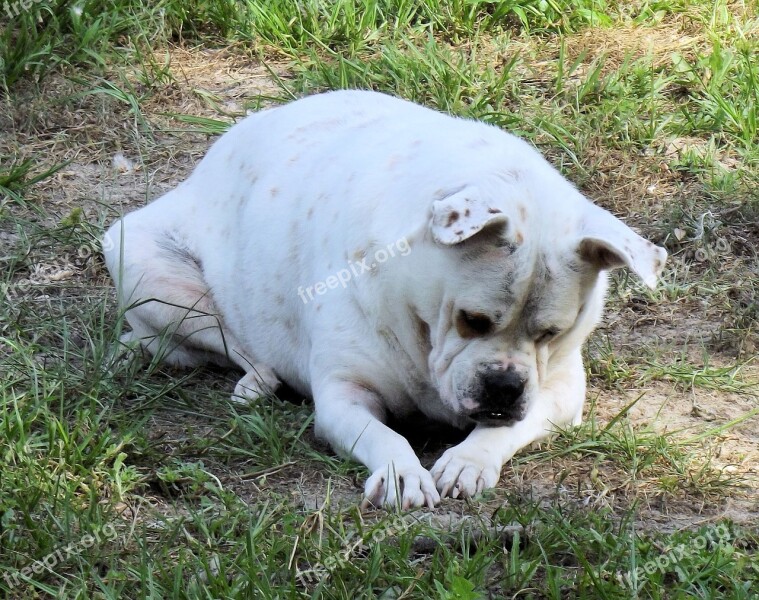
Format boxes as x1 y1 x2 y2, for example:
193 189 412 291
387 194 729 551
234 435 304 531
480 366 525 406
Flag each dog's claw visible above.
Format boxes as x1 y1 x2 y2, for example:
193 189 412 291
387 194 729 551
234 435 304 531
431 446 501 500
362 463 440 510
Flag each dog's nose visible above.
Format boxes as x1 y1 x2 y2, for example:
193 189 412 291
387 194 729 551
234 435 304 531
481 365 525 405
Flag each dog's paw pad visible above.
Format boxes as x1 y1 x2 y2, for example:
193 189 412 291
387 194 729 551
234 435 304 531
361 463 440 510
430 448 500 499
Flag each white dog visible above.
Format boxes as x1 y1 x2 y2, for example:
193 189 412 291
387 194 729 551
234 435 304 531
104 91 666 509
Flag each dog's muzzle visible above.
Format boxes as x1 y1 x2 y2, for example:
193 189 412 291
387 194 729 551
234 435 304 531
467 364 527 425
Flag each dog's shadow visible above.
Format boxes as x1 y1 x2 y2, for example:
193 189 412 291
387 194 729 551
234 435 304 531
273 380 471 463
387 413 473 458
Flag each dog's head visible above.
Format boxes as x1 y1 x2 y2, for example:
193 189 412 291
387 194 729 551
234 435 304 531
419 175 667 425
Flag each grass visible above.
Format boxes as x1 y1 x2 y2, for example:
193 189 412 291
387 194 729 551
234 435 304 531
0 157 70 208
1 0 758 597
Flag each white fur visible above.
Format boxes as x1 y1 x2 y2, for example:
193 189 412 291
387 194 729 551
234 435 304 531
103 91 667 509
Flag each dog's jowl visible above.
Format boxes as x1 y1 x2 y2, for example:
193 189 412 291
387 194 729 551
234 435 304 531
104 90 666 509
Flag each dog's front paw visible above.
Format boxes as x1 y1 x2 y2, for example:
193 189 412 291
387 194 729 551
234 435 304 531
361 462 440 510
431 446 502 499
231 366 281 404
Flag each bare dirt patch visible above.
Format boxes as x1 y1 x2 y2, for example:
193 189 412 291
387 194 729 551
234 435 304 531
2 47 285 221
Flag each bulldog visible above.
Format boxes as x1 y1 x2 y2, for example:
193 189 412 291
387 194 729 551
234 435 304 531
103 90 666 509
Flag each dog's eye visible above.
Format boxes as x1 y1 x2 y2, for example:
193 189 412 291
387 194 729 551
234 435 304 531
457 310 493 337
535 328 559 344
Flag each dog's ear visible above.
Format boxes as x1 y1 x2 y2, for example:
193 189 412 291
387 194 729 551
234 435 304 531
577 205 667 289
430 186 509 246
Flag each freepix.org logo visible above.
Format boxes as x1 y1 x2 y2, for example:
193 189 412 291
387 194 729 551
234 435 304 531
3 523 119 589
296 514 414 584
297 237 411 304
3 0 48 20
618 524 732 589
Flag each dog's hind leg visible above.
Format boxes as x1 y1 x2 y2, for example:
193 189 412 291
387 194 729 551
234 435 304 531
103 215 280 402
